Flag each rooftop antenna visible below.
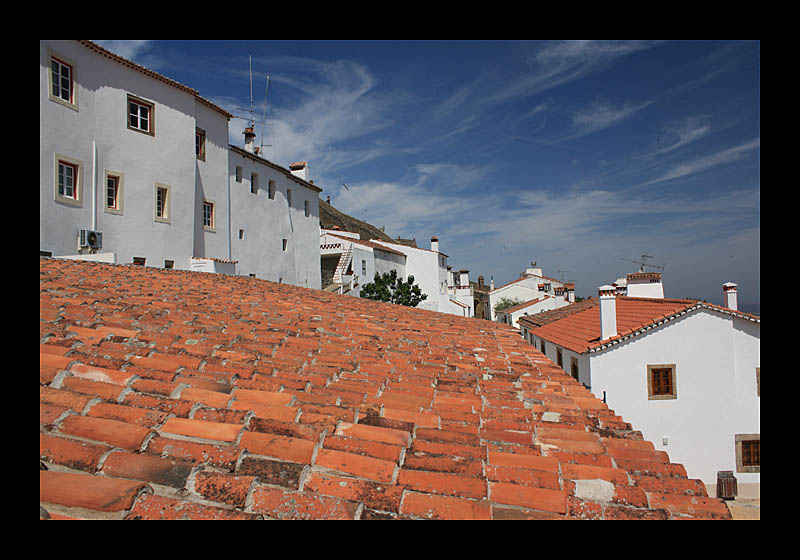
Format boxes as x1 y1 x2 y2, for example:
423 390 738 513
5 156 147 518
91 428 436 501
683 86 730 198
623 254 663 274
557 269 570 282
233 55 271 151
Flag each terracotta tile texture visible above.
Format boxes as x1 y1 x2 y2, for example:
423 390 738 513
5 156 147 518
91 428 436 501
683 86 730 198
39 258 730 519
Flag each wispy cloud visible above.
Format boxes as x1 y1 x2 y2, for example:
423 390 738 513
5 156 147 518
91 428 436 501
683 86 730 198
565 100 652 139
636 138 760 189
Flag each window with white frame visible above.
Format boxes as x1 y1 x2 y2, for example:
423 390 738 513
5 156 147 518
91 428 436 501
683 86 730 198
58 161 77 199
54 153 82 206
154 184 170 223
48 51 77 110
128 95 154 135
203 200 215 231
104 171 124 215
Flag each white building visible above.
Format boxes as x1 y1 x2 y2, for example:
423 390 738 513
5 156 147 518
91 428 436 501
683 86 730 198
372 237 472 316
229 143 322 288
496 294 560 329
40 40 321 289
520 282 760 487
319 230 406 296
488 263 571 322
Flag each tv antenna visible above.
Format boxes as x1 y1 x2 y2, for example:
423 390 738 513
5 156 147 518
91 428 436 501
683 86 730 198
623 254 664 274
557 269 570 282
233 55 272 151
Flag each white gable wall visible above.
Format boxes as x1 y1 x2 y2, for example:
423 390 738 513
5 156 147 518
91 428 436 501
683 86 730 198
587 309 760 484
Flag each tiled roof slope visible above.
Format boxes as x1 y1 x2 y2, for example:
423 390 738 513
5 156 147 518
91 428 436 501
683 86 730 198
39 258 730 520
527 296 760 355
518 298 598 329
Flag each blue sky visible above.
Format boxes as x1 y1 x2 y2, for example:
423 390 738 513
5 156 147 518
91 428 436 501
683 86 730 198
96 40 760 308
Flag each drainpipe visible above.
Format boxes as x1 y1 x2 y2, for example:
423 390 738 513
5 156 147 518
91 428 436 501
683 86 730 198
91 140 97 232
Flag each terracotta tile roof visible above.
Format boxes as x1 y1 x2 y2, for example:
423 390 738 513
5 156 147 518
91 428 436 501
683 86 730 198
518 298 598 329
498 296 551 315
39 258 730 519
325 233 407 257
527 296 760 354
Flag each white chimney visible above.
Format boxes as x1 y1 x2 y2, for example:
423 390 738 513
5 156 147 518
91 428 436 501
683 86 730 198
459 269 469 288
566 283 575 303
723 282 738 311
490 276 495 290
289 162 310 182
431 236 439 253
243 126 256 153
599 285 617 340
554 285 565 305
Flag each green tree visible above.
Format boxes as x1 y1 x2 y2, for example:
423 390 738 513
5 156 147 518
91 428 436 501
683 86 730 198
361 270 428 307
493 297 524 313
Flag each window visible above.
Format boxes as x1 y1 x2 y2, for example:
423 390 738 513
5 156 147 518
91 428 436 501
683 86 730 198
48 51 77 109
287 188 292 206
647 364 677 400
541 340 546 354
104 171 124 215
133 257 146 266
128 95 154 135
164 260 174 269
735 434 760 473
756 367 760 397
196 128 206 161
282 239 288 251
305 199 310 217
202 200 215 231
54 154 82 206
268 180 276 199
362 259 367 275
571 358 579 381
239 229 245 240
58 161 77 199
154 184 170 223
251 173 258 194
557 348 563 368
235 166 243 182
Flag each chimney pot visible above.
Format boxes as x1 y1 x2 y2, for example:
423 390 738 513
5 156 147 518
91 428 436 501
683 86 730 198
431 236 439 253
723 282 738 311
598 285 617 340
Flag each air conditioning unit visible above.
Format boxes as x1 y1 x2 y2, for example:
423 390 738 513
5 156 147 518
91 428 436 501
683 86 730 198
78 229 103 249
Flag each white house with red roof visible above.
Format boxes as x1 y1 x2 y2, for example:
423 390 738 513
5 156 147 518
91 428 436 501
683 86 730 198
495 295 560 329
488 263 572 322
519 281 760 489
320 230 406 296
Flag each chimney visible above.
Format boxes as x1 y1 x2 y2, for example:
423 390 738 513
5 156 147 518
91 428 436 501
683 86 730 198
243 126 256 153
431 236 439 253
490 276 494 290
565 283 575 303
723 282 738 311
459 269 469 288
289 162 310 182
598 285 617 340
554 285 565 305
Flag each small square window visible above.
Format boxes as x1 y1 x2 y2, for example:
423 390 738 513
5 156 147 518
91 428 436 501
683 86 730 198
164 260 174 269
647 364 677 400
735 434 760 473
133 257 146 266
128 95 154 135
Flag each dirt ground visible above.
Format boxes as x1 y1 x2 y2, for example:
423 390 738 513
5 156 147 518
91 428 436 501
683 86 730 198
725 498 760 520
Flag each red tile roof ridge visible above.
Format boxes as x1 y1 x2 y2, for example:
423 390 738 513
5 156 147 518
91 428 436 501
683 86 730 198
39 258 732 520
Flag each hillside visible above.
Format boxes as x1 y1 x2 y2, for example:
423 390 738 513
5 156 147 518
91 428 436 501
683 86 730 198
319 199 403 245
